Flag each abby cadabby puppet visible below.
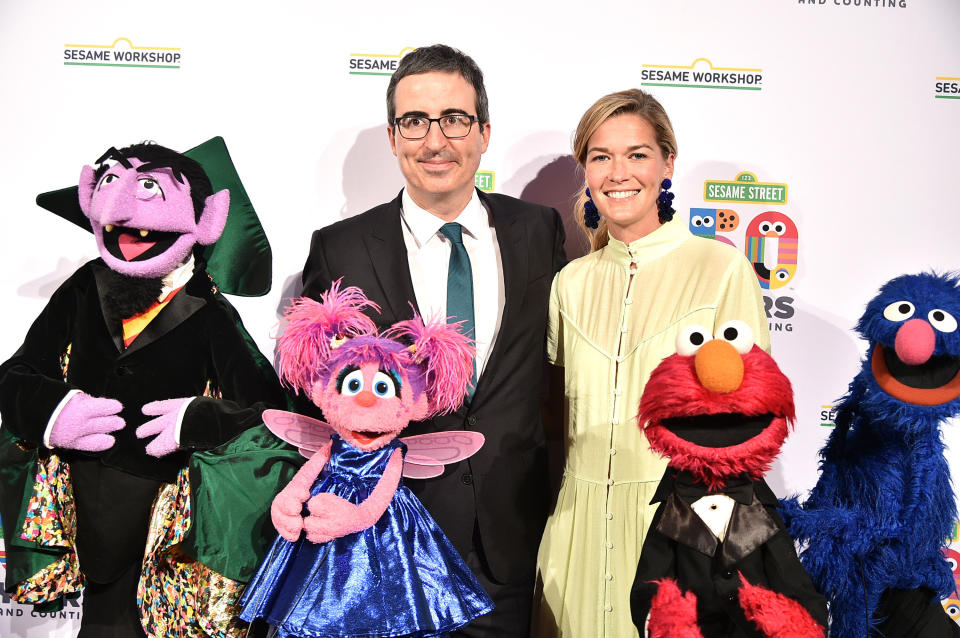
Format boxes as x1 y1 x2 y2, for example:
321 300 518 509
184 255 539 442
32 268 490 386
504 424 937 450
239 282 493 637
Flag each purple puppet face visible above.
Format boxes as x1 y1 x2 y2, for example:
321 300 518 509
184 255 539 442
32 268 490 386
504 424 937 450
77 151 229 278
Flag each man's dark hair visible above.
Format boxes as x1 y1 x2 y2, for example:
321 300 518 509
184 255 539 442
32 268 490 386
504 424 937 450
386 44 489 125
92 142 213 222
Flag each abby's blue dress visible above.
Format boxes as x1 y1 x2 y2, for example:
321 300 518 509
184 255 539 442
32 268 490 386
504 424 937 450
239 435 493 637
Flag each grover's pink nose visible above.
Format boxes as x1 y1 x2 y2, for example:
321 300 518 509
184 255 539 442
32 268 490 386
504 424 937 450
894 318 936 365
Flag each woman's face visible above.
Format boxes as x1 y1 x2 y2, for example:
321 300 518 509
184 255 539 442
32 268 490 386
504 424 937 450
584 113 674 243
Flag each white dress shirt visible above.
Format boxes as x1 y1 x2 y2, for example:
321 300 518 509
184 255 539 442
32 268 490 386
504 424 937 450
400 189 505 378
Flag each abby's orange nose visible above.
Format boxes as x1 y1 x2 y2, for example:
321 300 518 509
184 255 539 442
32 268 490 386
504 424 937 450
354 391 377 407
694 339 745 393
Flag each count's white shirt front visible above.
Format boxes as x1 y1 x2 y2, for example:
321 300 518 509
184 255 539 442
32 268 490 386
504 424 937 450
400 189 505 379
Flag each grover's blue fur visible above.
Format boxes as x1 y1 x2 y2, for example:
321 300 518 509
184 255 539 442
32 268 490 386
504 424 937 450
781 272 960 637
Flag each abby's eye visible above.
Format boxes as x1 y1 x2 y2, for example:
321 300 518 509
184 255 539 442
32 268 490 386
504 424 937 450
715 320 754 354
883 301 915 322
371 371 397 398
340 370 364 396
928 309 958 333
137 176 164 200
676 325 711 356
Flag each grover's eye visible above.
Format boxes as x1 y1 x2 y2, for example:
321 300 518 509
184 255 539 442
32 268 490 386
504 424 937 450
371 371 397 398
883 301 915 322
676 325 711 356
715 320 754 354
340 370 364 396
928 309 958 333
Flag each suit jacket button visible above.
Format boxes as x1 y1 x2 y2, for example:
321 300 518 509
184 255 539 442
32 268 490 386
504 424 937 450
460 473 473 485
467 415 477 426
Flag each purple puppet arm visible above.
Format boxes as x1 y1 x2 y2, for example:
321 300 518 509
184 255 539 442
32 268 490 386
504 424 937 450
304 448 403 544
48 392 125 452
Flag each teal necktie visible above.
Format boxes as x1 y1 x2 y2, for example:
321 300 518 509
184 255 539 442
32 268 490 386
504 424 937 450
439 222 476 399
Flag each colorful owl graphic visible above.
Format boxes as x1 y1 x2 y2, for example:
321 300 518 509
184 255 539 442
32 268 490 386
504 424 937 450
744 211 798 290
943 547 960 625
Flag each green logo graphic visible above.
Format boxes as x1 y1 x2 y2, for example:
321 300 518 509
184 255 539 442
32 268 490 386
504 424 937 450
475 171 495 192
704 171 788 205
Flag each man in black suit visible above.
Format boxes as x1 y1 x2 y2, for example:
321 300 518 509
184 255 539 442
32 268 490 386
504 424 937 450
301 44 566 636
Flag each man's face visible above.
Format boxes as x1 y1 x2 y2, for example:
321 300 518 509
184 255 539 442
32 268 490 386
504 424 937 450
388 71 490 214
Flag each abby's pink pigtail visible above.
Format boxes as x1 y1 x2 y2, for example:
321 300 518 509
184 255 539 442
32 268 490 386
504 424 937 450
385 315 475 416
276 279 379 393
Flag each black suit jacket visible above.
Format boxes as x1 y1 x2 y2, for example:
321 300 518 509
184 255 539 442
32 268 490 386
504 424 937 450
301 189 566 583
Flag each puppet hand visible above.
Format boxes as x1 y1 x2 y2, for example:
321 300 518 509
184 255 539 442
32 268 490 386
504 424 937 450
136 398 192 457
303 493 364 543
738 574 825 638
48 393 124 452
647 579 704 638
271 484 310 542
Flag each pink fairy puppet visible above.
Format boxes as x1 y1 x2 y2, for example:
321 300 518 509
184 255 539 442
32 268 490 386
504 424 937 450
239 281 493 637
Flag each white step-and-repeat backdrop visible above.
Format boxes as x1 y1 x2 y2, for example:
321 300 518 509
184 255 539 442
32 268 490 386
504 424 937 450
1 0 958 635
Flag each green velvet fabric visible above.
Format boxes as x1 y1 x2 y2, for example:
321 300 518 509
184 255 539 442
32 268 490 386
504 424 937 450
181 424 303 583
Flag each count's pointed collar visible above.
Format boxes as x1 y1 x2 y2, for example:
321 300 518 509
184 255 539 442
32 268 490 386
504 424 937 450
601 218 690 268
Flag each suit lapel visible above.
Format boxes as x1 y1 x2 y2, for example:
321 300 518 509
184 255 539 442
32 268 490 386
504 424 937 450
473 193 528 402
365 191 420 322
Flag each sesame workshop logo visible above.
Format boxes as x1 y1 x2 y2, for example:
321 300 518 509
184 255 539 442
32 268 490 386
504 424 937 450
474 171 495 193
348 47 416 76
641 58 762 91
63 37 180 69
936 76 960 100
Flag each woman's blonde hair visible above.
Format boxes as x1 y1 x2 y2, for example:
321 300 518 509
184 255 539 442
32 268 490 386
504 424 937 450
572 89 678 252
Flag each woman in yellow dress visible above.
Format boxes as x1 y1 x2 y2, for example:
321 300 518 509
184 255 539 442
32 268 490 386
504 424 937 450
532 89 770 637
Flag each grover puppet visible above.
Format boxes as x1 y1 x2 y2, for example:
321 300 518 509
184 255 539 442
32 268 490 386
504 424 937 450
0 142 286 637
239 282 493 637
630 320 827 638
782 272 960 637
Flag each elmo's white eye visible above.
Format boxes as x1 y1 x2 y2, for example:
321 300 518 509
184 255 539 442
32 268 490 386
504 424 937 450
676 325 711 356
759 221 772 234
715 320 754 354
883 301 915 322
929 309 958 333
340 369 364 395
371 371 397 398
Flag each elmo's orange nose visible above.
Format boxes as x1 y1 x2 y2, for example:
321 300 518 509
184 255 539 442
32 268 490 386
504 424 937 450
694 339 744 393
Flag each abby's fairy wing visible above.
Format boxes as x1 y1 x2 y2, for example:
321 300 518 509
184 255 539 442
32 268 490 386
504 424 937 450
400 431 485 479
262 409 335 458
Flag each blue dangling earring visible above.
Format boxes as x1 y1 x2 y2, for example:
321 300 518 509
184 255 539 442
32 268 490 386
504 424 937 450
584 188 600 229
657 178 675 223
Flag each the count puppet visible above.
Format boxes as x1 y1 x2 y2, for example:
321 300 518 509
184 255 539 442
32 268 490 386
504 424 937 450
0 141 289 638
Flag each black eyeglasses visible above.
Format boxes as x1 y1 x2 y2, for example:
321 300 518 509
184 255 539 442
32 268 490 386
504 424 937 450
393 114 479 139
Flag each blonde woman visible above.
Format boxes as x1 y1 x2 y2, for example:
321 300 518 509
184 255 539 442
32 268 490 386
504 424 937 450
532 89 770 637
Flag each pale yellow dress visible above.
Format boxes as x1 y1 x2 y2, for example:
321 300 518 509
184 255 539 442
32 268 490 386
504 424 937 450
532 219 770 637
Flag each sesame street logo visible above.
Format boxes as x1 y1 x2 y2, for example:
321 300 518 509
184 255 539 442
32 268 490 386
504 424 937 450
474 171 495 193
348 47 416 76
705 172 788 205
641 58 762 91
63 38 180 68
936 76 960 100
